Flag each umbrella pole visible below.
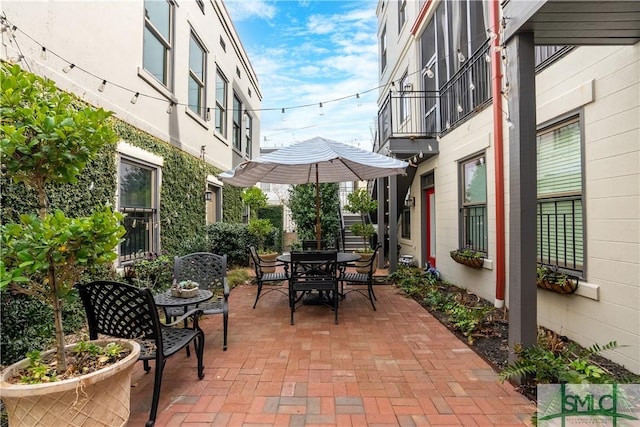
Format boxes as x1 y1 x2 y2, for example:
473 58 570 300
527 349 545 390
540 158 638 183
315 165 321 249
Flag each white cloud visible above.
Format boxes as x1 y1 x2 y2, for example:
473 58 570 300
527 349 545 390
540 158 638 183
224 0 276 21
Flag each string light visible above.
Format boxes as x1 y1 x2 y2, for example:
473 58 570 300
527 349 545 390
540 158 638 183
356 93 362 106
457 104 463 113
281 108 285 121
98 79 106 92
166 102 174 114
419 151 424 158
469 81 475 91
506 117 515 129
206 108 211 121
1 14 505 122
319 102 324 116
484 52 491 62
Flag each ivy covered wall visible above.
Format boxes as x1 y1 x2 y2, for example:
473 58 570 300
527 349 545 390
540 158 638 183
1 117 245 255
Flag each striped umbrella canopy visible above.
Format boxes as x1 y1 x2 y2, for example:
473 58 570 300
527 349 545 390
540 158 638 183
219 137 408 246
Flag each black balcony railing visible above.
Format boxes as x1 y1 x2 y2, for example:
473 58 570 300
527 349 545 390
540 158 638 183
377 43 493 150
120 207 156 262
462 205 487 253
537 196 584 274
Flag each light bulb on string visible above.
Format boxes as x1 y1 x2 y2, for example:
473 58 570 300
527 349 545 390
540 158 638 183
425 66 434 78
419 151 424 158
428 143 433 151
446 120 451 129
40 46 47 60
206 108 211 121
469 81 475 91
281 108 286 121
356 93 362 106
457 49 465 63
62 63 75 73
130 92 139 104
98 80 106 92
484 52 491 62
319 102 324 116
457 104 463 113
506 116 515 129
166 102 174 114
487 29 498 41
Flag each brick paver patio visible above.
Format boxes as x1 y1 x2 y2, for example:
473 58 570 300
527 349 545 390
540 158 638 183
127 280 535 426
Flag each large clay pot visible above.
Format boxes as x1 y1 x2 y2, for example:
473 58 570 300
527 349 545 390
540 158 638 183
355 252 377 274
258 252 279 274
0 339 140 427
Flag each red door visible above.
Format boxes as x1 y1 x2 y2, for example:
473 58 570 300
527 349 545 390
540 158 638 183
425 187 436 267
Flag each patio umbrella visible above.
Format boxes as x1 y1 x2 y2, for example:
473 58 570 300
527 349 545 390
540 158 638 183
219 137 408 248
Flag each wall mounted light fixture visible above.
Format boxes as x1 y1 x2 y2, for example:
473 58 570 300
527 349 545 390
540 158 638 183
204 190 213 201
405 196 415 208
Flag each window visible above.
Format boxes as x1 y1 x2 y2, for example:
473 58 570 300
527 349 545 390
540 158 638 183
188 32 206 118
460 154 487 253
143 0 172 86
236 66 241 78
402 208 411 238
232 94 242 151
244 111 252 157
380 25 387 73
215 69 227 136
195 0 204 13
119 158 159 261
399 72 410 122
398 0 407 31
537 118 584 274
219 36 226 51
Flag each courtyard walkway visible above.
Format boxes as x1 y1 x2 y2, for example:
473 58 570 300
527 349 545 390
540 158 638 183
127 281 535 426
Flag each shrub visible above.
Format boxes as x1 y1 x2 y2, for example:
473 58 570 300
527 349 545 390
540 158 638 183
124 255 173 293
206 222 257 267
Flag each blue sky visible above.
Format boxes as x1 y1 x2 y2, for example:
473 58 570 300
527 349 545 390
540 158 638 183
225 0 379 150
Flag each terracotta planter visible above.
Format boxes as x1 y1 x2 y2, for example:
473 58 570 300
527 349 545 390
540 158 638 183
258 252 279 274
0 339 140 427
449 250 484 268
354 252 377 274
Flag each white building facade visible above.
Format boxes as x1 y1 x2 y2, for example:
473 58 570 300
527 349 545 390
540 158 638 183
1 0 261 260
376 0 639 374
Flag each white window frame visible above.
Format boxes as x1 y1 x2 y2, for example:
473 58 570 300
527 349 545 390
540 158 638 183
117 143 163 263
215 69 227 137
188 31 207 119
232 93 242 151
459 153 487 253
380 25 387 73
143 0 173 87
244 111 252 157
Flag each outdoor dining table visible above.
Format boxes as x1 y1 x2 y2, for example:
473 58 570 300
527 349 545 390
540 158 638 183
154 289 213 314
276 252 360 265
277 252 361 305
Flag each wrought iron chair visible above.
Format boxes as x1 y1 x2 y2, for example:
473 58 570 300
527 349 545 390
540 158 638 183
76 280 205 427
339 243 382 310
289 250 339 325
169 252 229 350
248 245 289 308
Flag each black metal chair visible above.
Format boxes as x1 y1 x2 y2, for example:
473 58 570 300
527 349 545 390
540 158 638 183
289 250 339 325
339 243 382 310
248 245 289 308
169 252 229 350
76 280 205 427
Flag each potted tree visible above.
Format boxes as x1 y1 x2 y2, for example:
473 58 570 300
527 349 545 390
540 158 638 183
344 188 378 273
242 187 278 272
0 63 138 426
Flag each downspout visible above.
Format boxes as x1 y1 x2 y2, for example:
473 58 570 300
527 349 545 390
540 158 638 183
491 0 506 308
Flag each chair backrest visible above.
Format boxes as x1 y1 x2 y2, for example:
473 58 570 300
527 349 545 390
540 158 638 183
248 245 264 279
174 252 227 295
290 250 338 283
302 240 327 251
76 281 163 352
360 243 383 275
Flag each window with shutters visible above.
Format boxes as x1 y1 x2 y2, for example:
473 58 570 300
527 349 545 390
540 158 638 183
537 117 584 275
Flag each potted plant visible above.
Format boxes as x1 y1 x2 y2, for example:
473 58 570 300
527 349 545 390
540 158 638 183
0 63 137 426
171 279 200 298
344 188 378 273
536 265 579 294
243 187 279 272
450 248 485 268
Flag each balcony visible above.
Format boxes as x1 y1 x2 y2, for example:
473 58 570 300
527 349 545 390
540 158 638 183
376 43 493 156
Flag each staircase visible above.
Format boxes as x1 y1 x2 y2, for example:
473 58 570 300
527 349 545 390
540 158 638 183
342 213 363 252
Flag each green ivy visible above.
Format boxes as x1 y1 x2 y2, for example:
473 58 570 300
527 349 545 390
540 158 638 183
258 205 284 252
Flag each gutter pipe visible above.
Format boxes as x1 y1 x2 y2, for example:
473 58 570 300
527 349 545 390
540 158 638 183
491 0 506 308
